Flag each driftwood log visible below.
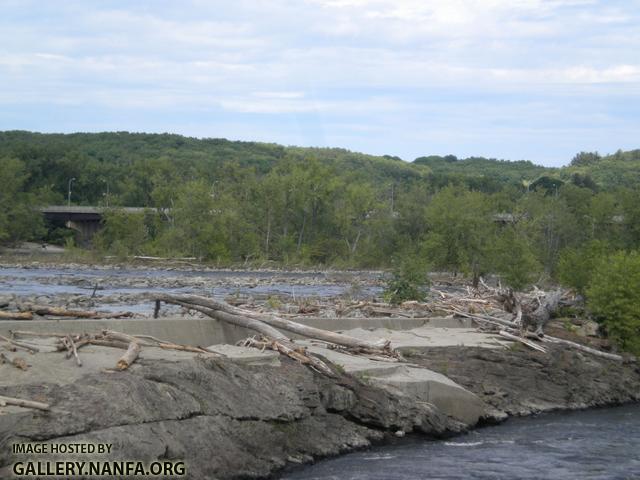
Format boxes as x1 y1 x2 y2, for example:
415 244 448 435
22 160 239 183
0 395 49 411
24 305 133 319
153 294 390 375
0 334 39 353
116 342 141 370
0 311 33 320
155 300 336 375
495 288 563 335
155 293 391 353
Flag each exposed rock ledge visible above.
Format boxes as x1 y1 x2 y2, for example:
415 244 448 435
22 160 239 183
1 350 464 479
1 343 639 479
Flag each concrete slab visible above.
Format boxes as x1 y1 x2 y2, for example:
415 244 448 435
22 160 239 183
305 344 485 426
0 316 477 349
336 326 510 351
0 345 200 388
0 318 253 347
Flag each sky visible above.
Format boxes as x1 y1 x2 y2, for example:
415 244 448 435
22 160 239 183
0 0 639 166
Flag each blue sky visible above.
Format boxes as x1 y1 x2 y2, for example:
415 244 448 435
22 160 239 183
1 0 638 166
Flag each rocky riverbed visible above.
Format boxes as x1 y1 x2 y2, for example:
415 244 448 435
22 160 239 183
1 262 639 479
0 262 385 317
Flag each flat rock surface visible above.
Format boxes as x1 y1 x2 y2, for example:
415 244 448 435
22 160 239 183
338 326 511 350
1 351 464 479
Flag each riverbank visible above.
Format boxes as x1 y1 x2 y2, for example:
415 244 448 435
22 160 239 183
1 263 639 479
2 340 638 479
282 404 640 480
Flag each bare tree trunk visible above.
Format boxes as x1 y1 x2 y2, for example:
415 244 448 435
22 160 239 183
297 212 307 253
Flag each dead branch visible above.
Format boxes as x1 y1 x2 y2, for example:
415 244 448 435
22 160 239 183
90 339 130 349
498 330 547 353
156 293 393 353
10 330 69 339
116 342 141 370
0 394 49 411
0 334 39 353
0 311 33 320
541 335 625 361
156 296 338 374
63 335 82 367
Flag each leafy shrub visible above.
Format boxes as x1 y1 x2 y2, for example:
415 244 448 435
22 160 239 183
587 251 640 355
383 254 430 304
557 240 610 296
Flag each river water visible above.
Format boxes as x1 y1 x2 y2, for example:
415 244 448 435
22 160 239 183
0 266 382 314
283 404 640 480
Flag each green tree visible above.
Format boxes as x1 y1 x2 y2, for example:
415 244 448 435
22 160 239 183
423 186 494 286
557 240 610 296
492 226 540 290
587 251 640 355
93 209 149 257
0 157 44 245
156 180 231 261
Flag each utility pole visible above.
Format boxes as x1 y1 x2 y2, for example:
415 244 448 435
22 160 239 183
102 179 110 207
67 177 76 207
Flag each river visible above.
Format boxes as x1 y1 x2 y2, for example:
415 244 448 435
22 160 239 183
0 265 382 314
282 404 640 480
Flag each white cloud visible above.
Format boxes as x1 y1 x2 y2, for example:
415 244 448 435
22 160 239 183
0 0 638 164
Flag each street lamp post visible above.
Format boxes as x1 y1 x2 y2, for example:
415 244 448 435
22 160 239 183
102 179 110 207
67 177 76 207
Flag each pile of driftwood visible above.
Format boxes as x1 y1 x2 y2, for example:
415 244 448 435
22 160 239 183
416 280 625 361
2 329 218 371
155 293 398 376
1 328 225 411
0 306 133 321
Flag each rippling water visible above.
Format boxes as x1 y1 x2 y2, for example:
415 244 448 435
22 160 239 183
283 404 640 480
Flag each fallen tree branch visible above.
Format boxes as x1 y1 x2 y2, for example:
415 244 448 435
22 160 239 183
0 395 49 411
0 334 39 353
63 335 82 367
498 330 547 353
0 311 33 320
10 330 69 339
20 305 133 319
541 335 625 361
156 293 392 353
157 298 336 375
116 342 141 370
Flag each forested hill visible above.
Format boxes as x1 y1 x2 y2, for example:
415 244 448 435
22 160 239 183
413 150 640 191
2 131 637 209
0 130 423 207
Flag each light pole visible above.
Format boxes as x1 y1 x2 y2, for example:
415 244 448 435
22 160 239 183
101 179 110 207
67 177 76 207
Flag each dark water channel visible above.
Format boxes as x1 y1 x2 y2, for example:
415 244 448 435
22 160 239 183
283 404 640 480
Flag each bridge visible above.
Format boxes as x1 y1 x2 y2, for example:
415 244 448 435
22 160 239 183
40 206 155 244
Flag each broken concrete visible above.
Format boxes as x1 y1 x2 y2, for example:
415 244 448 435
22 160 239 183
304 343 484 426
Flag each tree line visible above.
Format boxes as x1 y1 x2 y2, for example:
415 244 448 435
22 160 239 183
1 131 639 353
